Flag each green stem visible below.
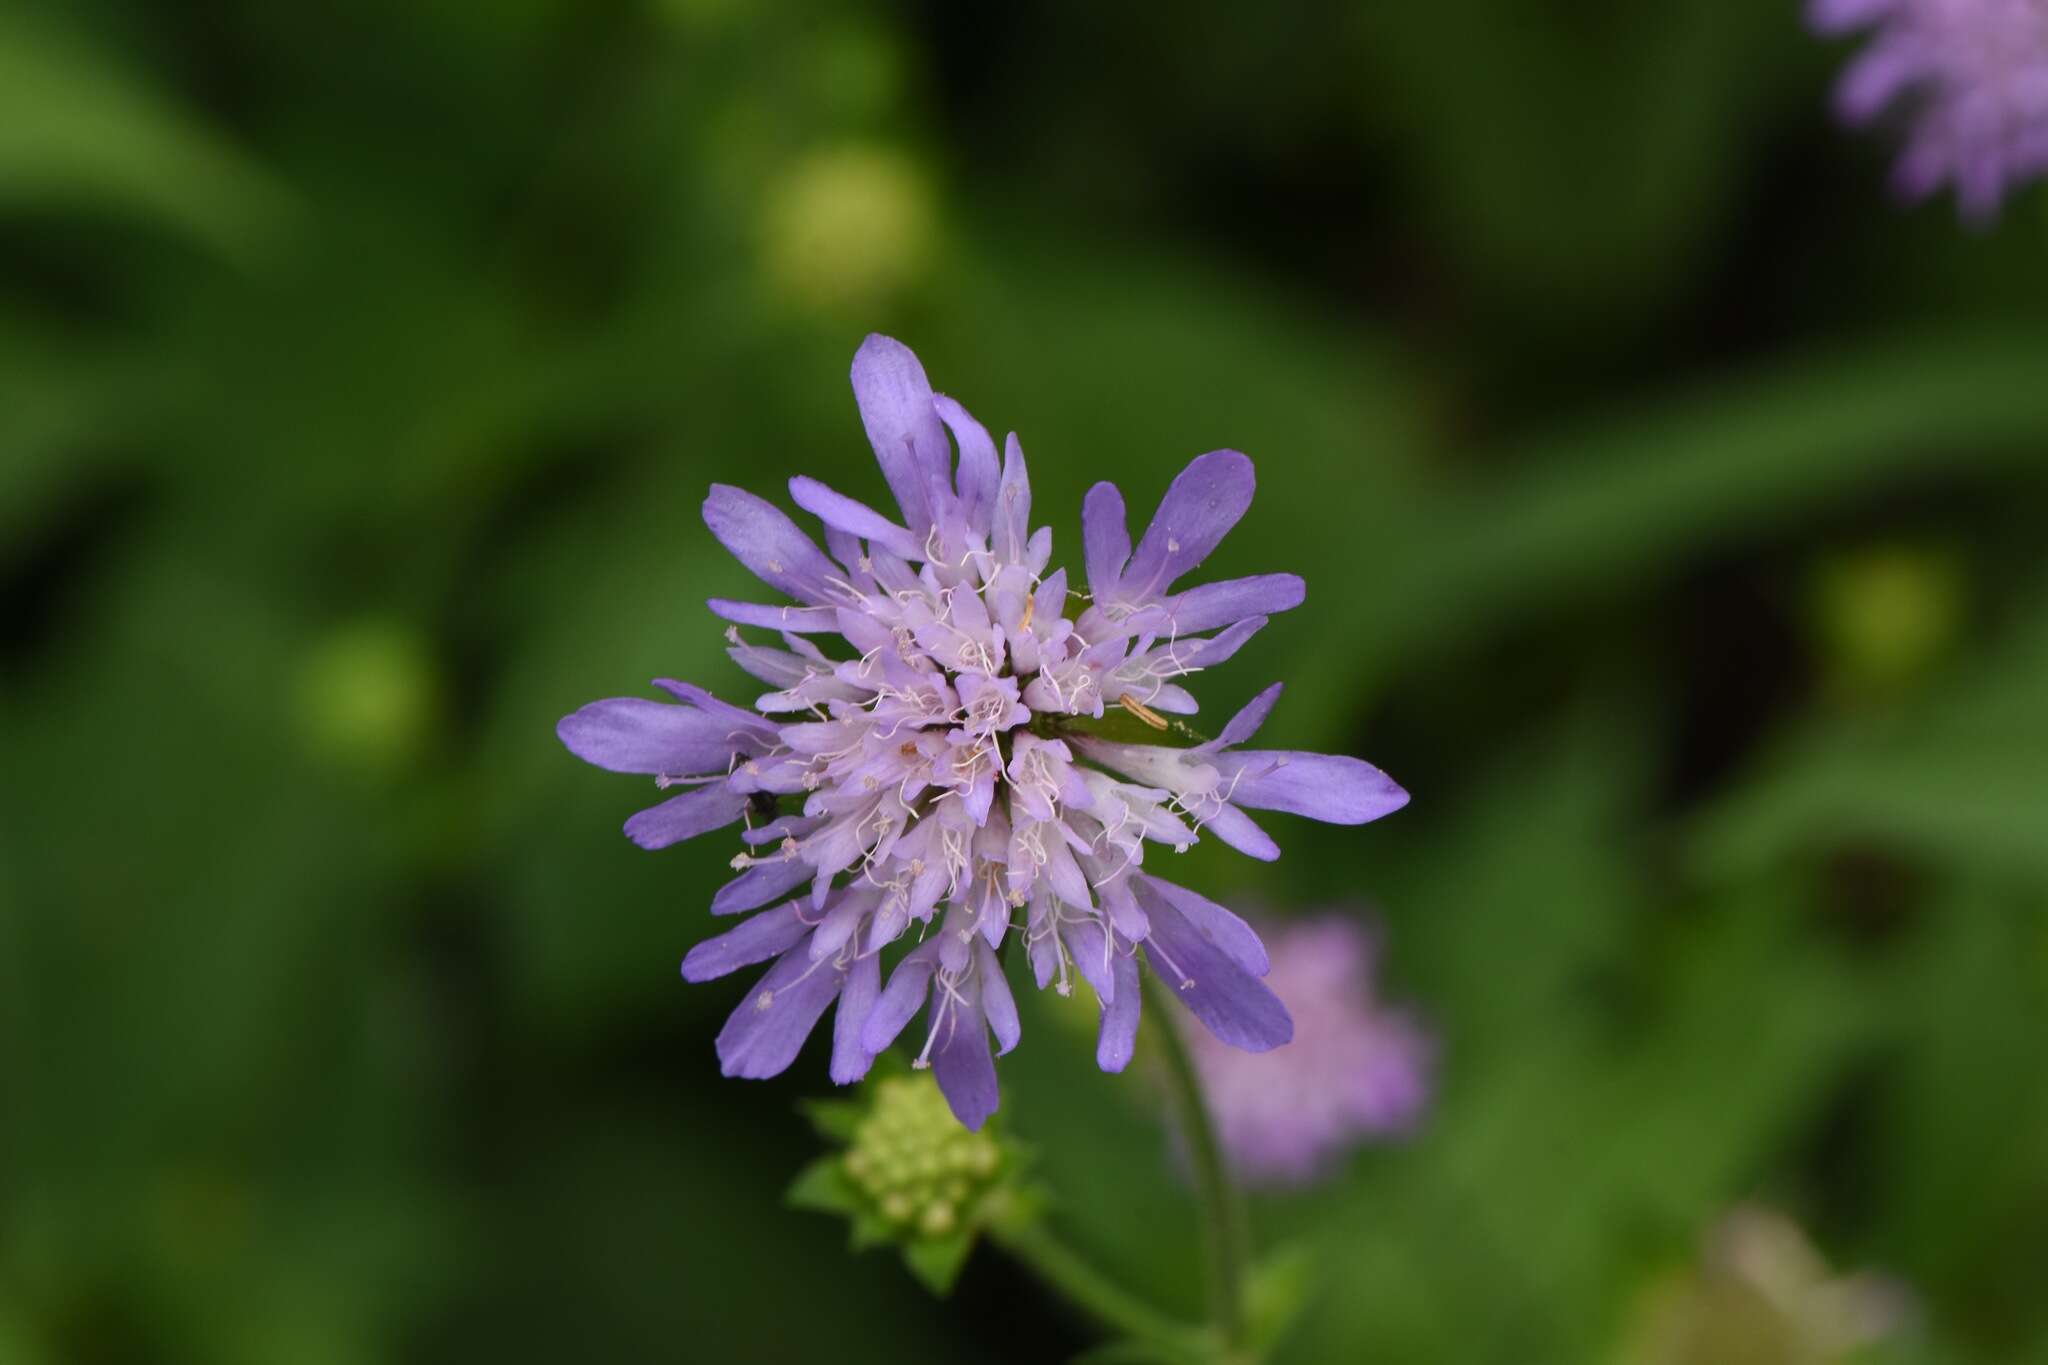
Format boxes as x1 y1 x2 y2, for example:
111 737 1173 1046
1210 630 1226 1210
1143 964 1252 1355
989 1214 1207 1352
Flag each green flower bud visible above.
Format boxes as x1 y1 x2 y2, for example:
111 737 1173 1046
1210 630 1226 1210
917 1201 957 1239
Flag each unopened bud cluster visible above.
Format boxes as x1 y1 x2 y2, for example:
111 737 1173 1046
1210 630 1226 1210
843 1076 1001 1239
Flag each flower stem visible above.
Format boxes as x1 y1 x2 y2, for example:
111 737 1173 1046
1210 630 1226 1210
1143 964 1252 1355
988 1214 1208 1353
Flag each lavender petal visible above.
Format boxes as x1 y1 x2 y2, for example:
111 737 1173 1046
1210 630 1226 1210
993 432 1032 564
1212 750 1410 825
1095 946 1142 1072
1163 574 1305 635
1206 681 1286 752
932 1008 1000 1130
975 939 1021 1055
622 782 749 850
1082 481 1132 598
788 476 924 560
830 949 881 1084
850 334 948 534
714 944 845 1079
935 394 1000 538
1135 876 1271 977
702 484 842 604
1143 891 1293 1052
706 599 842 633
711 857 815 915
681 902 809 982
1122 450 1255 597
861 940 941 1054
556 696 737 776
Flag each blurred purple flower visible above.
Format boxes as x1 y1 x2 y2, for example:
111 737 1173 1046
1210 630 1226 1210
557 336 1407 1128
1811 0 2048 220
1185 915 1431 1186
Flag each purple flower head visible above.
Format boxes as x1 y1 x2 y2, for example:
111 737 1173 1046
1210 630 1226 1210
1811 0 2048 220
1184 915 1433 1187
558 336 1408 1129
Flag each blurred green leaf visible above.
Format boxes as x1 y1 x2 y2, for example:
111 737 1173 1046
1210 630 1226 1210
1692 589 2048 883
1298 331 2048 715
1245 1243 1318 1356
1361 0 1794 322
0 13 291 263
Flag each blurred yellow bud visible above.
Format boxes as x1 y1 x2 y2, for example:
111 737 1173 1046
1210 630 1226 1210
916 1200 957 1239
1810 543 1965 699
294 619 438 779
759 144 937 318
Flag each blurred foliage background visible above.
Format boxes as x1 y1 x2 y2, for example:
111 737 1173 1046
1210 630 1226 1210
3 1 2045 1361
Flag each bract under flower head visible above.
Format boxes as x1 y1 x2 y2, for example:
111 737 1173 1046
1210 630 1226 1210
558 335 1408 1127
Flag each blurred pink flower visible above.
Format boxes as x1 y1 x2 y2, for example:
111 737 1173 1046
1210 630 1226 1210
1812 0 2048 219
1185 914 1433 1186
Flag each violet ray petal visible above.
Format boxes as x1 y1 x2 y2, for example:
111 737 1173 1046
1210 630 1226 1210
623 782 749 850
706 600 841 633
702 485 842 604
715 944 846 1079
994 433 1032 564
976 938 1021 1055
932 1007 1000 1130
681 902 809 982
1082 481 1132 598
1202 803 1282 862
1119 614 1267 685
1123 450 1255 596
934 394 1000 538
1205 681 1286 753
1164 574 1305 635
650 678 777 740
1063 918 1117 1005
850 334 947 533
861 940 941 1053
1142 893 1292 1052
788 476 924 560
556 697 739 776
711 857 815 915
830 949 881 1084
1211 750 1410 825
1134 875 1270 977
1175 614 1267 669
1096 947 1142 1073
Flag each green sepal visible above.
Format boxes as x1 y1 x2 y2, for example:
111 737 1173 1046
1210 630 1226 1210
784 1156 861 1216
975 1180 1047 1235
899 1227 977 1295
798 1098 866 1144
847 1209 897 1251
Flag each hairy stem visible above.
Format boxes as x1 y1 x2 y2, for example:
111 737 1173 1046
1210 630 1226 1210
1143 962 1252 1355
